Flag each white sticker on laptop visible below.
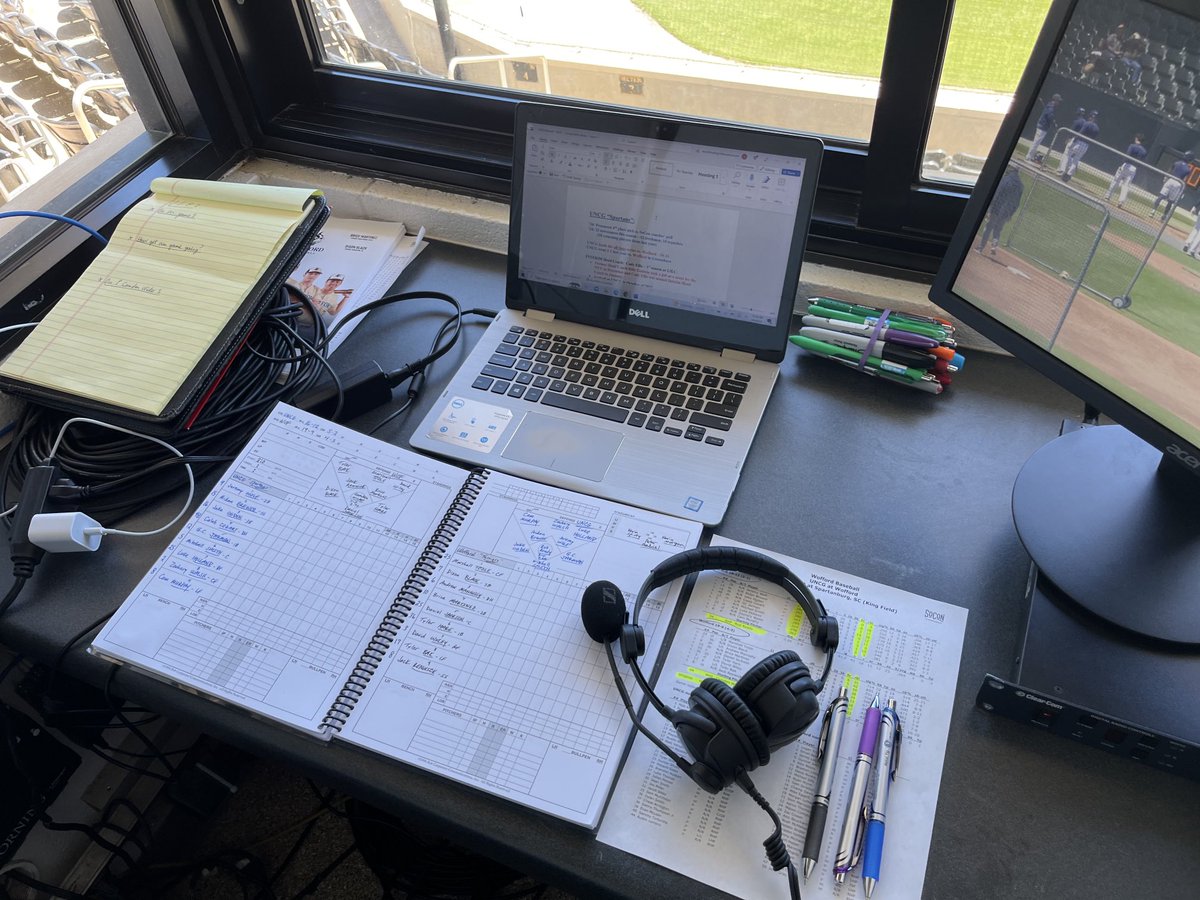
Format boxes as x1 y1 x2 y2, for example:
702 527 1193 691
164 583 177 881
427 396 513 454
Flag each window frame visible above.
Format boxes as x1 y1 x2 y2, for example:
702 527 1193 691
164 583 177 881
0 0 247 338
204 0 978 277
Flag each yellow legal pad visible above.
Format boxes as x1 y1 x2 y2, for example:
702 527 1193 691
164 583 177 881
0 178 324 417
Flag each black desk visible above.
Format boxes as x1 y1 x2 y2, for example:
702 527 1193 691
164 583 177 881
3 243 1197 899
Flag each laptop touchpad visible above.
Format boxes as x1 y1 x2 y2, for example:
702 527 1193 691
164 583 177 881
502 413 622 482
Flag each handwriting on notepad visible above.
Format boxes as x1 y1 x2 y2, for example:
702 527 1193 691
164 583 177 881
102 278 161 295
0 179 321 416
133 237 203 254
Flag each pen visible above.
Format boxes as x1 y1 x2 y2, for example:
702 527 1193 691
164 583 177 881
827 357 944 393
790 334 925 381
799 315 942 350
810 297 954 329
801 687 849 880
808 304 949 342
834 695 881 882
797 327 938 369
863 699 902 899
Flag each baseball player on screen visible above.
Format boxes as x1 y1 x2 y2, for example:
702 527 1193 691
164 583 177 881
1105 134 1147 208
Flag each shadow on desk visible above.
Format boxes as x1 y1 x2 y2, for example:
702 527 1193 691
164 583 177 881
110 749 580 900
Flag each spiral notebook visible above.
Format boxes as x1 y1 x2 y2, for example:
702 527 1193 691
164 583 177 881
89 403 702 827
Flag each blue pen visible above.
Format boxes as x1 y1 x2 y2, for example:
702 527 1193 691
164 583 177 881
862 698 901 898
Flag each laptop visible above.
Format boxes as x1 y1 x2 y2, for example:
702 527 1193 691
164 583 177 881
410 103 822 525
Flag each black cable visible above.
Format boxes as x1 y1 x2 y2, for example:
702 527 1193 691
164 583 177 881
366 306 495 435
2 702 143 870
0 576 27 616
0 653 23 687
288 841 358 900
102 669 175 769
736 772 801 900
0 286 331 524
1 868 90 900
1 289 470 527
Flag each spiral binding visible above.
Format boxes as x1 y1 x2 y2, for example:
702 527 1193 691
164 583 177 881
320 467 491 734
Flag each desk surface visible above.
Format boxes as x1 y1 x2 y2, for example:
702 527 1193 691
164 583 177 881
3 243 1198 900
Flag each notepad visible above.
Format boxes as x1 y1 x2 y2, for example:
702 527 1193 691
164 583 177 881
89 403 703 827
0 178 326 420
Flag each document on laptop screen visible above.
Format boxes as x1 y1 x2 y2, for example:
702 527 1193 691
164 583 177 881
517 123 809 327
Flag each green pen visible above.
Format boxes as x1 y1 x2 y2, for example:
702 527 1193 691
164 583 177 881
789 333 925 381
806 305 948 341
809 297 953 331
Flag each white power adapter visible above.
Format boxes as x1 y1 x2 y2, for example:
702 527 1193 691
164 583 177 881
27 512 105 553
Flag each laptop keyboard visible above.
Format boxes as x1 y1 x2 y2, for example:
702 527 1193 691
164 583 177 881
469 325 750 446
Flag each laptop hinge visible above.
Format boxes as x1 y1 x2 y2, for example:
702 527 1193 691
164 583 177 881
720 347 757 363
523 309 557 323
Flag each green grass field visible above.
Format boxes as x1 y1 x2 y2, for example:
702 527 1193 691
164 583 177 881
632 0 1053 92
999 166 1200 355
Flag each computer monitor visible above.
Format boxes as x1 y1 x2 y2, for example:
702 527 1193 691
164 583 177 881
929 0 1200 647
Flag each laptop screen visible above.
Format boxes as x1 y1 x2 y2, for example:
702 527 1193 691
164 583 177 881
507 105 823 363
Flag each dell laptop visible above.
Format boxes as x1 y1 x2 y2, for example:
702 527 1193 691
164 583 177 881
410 103 822 525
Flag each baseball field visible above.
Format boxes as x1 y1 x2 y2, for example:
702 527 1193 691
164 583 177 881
954 156 1200 444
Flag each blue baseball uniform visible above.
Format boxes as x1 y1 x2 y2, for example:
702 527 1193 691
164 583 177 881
1106 140 1147 206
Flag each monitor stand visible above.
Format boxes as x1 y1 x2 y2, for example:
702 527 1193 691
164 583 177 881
976 424 1200 781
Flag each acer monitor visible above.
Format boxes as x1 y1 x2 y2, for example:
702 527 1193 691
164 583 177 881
929 0 1200 760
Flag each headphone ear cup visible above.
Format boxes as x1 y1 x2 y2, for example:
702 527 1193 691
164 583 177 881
675 677 770 791
734 650 821 750
734 650 801 699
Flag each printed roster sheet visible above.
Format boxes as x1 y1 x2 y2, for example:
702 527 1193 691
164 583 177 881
598 536 968 899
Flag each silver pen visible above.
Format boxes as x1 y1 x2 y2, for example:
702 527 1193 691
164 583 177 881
833 694 881 883
801 686 849 880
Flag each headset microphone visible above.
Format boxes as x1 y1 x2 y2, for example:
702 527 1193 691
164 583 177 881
581 547 839 900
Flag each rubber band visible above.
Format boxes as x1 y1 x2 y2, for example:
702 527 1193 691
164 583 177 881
858 308 891 370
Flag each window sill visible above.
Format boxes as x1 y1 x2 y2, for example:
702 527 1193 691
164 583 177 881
227 156 999 353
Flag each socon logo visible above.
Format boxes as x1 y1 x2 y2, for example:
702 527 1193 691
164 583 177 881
628 307 651 320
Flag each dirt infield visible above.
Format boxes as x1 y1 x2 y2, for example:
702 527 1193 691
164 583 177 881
955 246 1200 432
1102 229 1198 284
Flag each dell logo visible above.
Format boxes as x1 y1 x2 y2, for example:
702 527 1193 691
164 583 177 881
628 307 651 320
1166 444 1200 469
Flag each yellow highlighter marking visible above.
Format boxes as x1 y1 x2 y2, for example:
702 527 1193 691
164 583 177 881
705 612 766 635
842 673 861 713
786 604 806 639
677 666 735 687
863 621 875 657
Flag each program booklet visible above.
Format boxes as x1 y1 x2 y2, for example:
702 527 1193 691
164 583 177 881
288 216 427 353
89 403 702 828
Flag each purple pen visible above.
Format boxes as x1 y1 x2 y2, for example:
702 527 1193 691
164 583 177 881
833 695 882 882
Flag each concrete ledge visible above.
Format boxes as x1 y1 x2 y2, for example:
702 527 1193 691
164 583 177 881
227 157 997 352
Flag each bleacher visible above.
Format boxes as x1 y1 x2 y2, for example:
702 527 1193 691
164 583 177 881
0 0 133 200
1054 0 1200 129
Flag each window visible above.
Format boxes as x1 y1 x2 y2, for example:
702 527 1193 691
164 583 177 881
0 0 1060 286
926 0 1055 185
305 0 894 145
0 0 146 203
0 0 244 333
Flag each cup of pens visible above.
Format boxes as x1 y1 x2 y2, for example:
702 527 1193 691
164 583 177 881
790 298 964 395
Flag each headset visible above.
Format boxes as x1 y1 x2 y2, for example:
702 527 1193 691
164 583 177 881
580 545 838 900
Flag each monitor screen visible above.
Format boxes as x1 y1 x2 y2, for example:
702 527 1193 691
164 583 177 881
933 0 1200 468
929 0 1200 639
